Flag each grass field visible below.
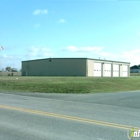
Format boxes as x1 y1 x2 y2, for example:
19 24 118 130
130 73 140 76
0 76 140 93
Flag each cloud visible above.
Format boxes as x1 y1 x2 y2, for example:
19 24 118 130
58 19 66 23
98 49 140 66
63 45 104 59
120 49 140 58
64 46 103 52
63 45 140 66
65 46 79 51
99 52 111 57
1 45 139 71
0 54 22 70
117 49 140 65
33 9 48 15
80 46 103 52
26 46 53 60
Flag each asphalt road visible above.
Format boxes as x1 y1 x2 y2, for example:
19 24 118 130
0 91 140 140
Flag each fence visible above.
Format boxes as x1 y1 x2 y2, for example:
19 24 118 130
130 73 140 76
0 72 21 76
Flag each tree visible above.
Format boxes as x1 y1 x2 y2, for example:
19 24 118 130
11 68 18 72
5 66 12 72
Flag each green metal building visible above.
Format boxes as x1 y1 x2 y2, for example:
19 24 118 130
22 58 130 77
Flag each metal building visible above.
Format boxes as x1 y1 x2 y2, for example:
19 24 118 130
130 65 140 73
22 58 130 77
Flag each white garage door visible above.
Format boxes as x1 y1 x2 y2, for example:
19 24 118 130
104 64 111 77
123 65 128 77
113 64 119 77
94 63 101 76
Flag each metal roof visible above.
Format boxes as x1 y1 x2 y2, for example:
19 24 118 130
130 65 140 69
22 58 130 64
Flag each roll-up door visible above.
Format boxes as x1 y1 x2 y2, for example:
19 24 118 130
104 64 111 77
113 64 119 77
94 63 101 76
123 65 128 77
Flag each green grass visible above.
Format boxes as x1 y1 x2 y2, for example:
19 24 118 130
0 76 140 93
130 73 140 76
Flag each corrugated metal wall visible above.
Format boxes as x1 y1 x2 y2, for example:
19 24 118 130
22 58 86 76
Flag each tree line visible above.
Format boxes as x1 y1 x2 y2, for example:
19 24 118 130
0 67 21 72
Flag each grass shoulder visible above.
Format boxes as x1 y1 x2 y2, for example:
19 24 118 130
0 76 140 93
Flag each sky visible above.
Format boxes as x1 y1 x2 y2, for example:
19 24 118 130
0 0 140 70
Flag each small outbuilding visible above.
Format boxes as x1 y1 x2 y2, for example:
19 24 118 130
22 58 130 77
130 65 140 73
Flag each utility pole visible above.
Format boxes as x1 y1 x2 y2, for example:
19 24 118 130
0 46 4 72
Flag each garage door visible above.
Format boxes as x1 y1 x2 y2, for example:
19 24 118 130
104 64 111 77
113 64 119 77
123 65 128 77
94 63 101 76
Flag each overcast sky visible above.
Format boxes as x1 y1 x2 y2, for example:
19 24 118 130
0 0 140 70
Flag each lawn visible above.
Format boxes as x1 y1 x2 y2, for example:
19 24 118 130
0 76 140 93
